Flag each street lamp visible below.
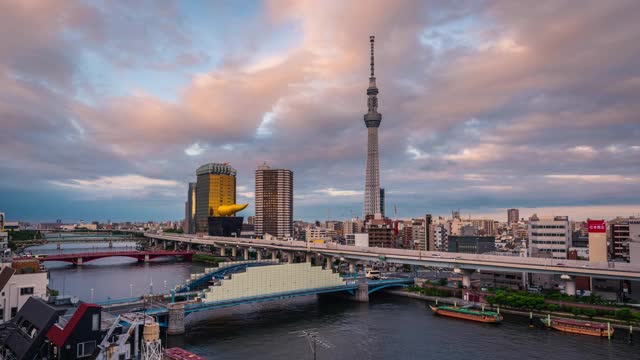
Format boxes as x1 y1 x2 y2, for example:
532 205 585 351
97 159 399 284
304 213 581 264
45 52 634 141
90 288 94 302
129 284 133 297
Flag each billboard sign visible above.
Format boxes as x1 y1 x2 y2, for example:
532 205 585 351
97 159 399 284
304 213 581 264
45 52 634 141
587 219 606 233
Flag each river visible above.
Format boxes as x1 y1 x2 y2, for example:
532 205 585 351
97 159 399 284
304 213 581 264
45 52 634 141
29 243 639 359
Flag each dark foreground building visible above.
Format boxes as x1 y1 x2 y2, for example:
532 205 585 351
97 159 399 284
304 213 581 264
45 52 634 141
0 297 148 360
208 216 243 237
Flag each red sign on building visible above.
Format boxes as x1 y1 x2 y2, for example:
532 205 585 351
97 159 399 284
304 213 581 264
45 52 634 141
587 219 606 233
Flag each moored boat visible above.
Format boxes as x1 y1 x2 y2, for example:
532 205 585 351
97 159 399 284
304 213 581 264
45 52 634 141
540 316 614 337
429 305 503 323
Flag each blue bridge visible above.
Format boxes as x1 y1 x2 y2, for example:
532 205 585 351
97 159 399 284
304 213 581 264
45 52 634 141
99 261 414 335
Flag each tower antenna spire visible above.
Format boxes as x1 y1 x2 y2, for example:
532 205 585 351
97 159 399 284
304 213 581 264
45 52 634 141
370 36 375 78
363 35 382 218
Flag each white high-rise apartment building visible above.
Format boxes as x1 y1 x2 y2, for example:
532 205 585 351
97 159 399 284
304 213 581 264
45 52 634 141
255 164 293 239
528 216 570 259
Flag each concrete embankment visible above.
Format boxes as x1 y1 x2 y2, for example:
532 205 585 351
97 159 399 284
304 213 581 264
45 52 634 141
384 289 638 330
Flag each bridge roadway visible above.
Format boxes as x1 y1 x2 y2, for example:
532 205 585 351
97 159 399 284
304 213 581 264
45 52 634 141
15 250 193 265
145 233 640 281
45 233 138 243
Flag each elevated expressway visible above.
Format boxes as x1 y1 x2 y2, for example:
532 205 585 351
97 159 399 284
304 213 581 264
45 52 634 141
145 233 640 282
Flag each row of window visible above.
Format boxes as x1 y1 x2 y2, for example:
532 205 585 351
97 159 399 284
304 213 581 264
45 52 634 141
531 233 567 237
530 225 566 229
535 248 567 253
531 240 568 245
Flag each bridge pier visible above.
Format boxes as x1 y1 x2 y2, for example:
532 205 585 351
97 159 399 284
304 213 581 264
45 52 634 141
454 268 474 289
271 251 278 261
231 247 237 258
325 257 333 271
349 261 355 274
144 254 150 263
354 283 369 302
257 250 263 261
562 275 576 296
243 248 249 261
287 252 294 264
167 303 186 335
305 253 311 263
163 240 167 250
77 257 83 266
187 243 191 252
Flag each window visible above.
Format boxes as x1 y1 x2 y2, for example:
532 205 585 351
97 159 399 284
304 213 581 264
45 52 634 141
20 287 34 296
11 307 17 318
92 314 99 331
77 341 96 358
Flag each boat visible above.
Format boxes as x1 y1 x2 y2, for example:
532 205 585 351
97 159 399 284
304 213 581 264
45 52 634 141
429 305 503 323
540 316 614 337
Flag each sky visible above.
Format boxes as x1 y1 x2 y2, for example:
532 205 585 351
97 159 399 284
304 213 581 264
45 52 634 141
1 0 639 223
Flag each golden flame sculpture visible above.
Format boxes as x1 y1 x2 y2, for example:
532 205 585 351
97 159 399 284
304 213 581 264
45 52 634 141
216 203 248 216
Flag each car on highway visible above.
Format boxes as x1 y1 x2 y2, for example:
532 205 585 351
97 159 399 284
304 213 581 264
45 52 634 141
431 253 441 258
366 269 381 280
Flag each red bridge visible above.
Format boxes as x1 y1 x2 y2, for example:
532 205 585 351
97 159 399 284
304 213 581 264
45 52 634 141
17 250 193 265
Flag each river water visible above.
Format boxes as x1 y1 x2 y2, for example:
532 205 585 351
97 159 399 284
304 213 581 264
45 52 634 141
29 243 639 359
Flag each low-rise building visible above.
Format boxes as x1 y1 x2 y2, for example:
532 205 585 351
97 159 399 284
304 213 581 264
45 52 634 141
305 228 337 243
0 232 7 251
346 233 369 247
447 236 495 254
0 260 49 324
528 216 570 259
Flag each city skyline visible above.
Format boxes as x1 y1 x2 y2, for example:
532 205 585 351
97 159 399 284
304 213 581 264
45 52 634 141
1 1 640 222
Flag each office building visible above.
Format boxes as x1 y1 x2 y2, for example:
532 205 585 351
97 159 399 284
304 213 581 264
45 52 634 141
379 188 385 217
363 36 382 218
305 228 336 243
507 208 519 225
433 223 448 251
346 233 369 247
424 214 432 250
609 217 640 262
195 163 245 234
588 219 607 262
447 236 495 254
528 216 570 259
366 217 394 248
625 219 640 264
470 219 496 236
411 219 426 250
255 164 293 239
183 182 196 234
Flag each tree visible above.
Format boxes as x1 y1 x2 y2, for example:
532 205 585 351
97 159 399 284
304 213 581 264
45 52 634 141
571 307 582 317
438 278 448 287
615 308 634 322
582 309 597 319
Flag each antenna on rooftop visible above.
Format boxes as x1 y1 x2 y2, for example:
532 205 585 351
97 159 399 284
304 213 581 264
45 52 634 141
291 329 333 360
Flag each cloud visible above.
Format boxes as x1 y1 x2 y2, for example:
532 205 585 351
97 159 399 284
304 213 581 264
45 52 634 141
314 188 363 197
1 0 640 221
184 142 207 156
568 146 597 156
545 174 639 183
49 175 179 199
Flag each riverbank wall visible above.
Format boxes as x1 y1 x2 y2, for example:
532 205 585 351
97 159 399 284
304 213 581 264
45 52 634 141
384 289 638 330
